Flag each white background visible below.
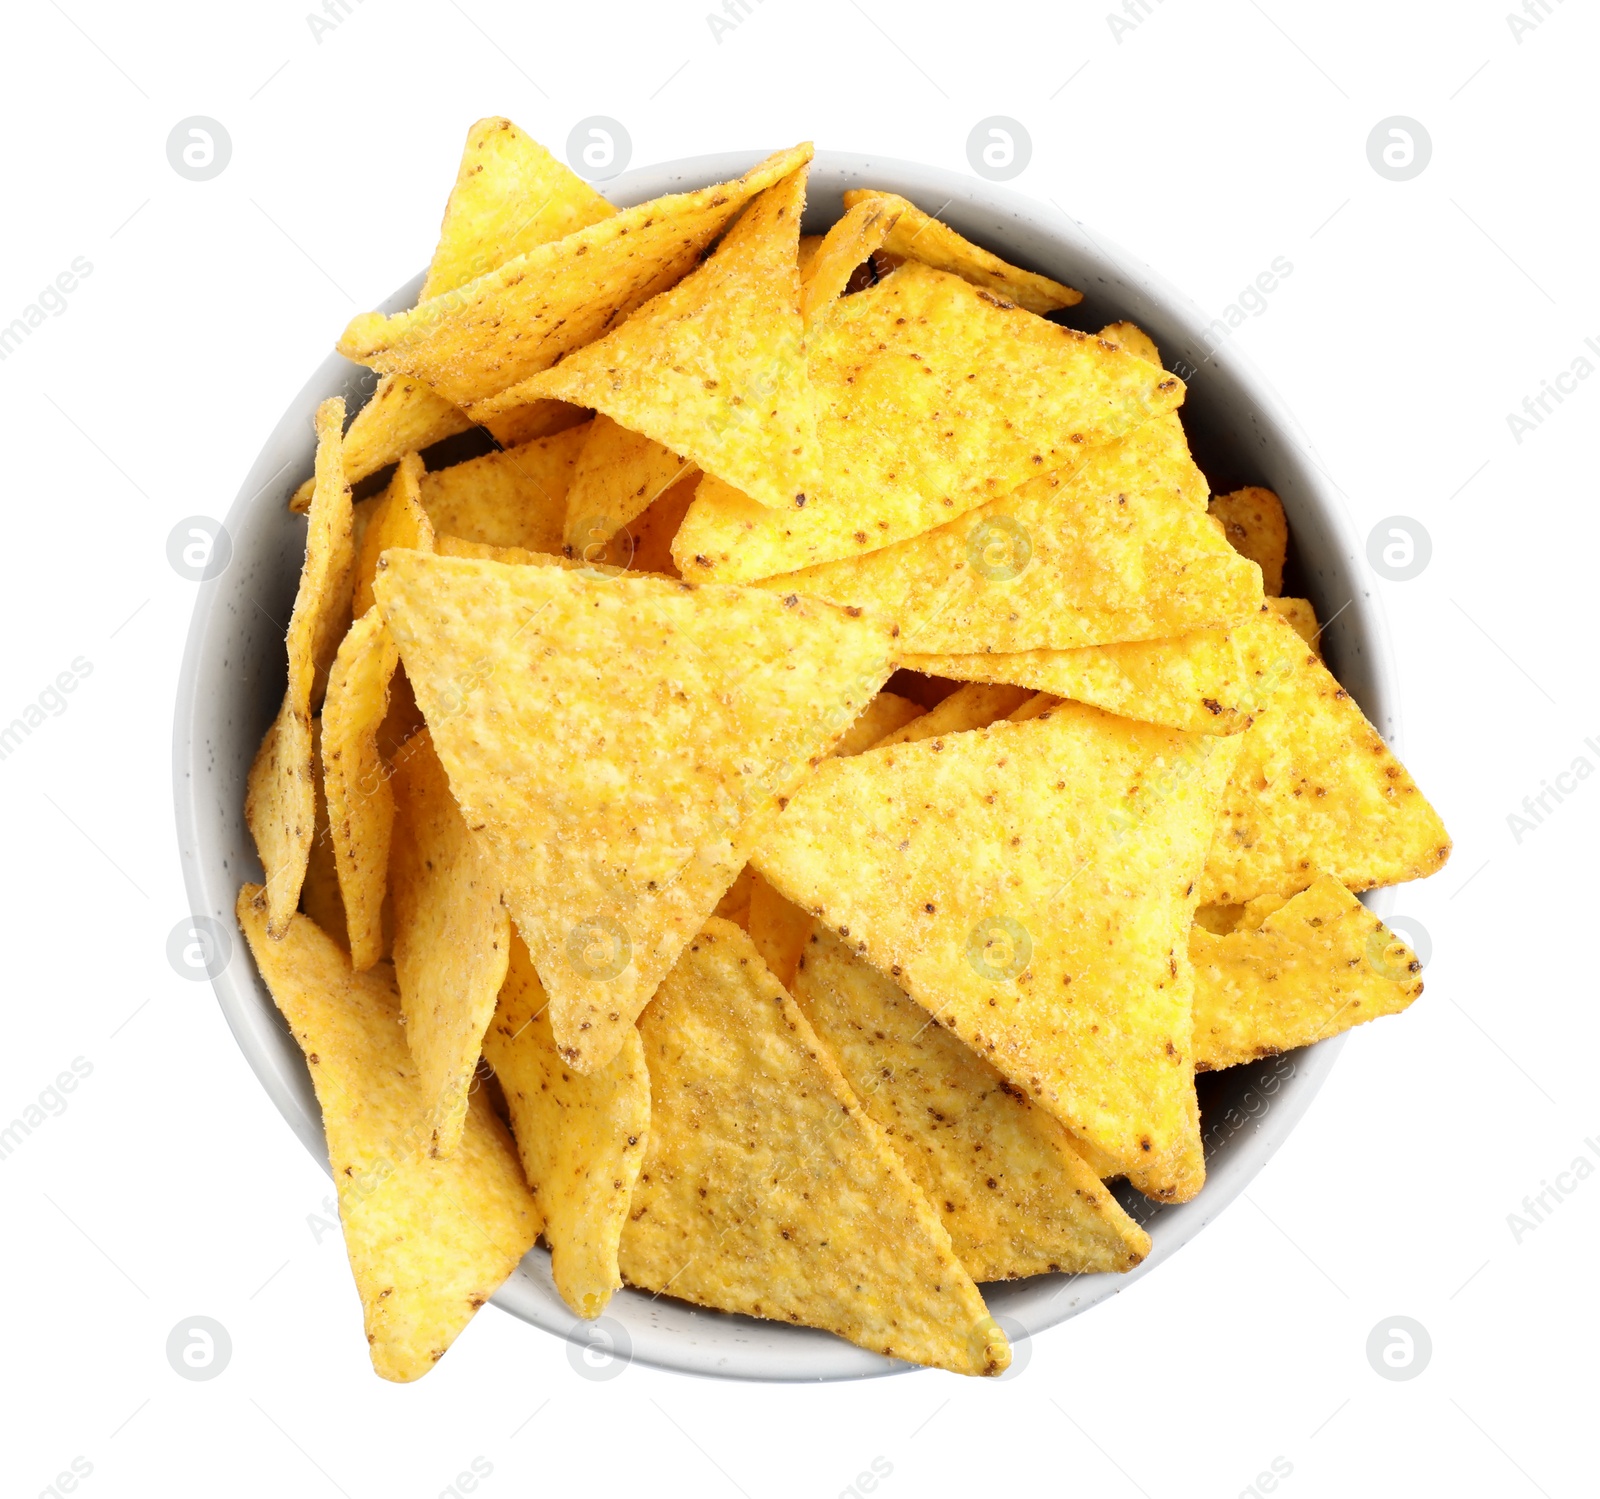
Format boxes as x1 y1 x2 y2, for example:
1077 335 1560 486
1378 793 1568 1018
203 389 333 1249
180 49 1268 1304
1 1 1593 1495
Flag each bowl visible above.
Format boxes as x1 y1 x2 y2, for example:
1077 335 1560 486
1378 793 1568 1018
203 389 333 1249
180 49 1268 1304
173 148 1396 1381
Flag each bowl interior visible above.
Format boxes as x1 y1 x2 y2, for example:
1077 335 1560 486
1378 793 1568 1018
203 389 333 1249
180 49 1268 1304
173 149 1392 1382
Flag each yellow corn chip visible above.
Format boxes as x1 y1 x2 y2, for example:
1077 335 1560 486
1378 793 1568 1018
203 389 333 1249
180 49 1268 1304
672 263 1186 583
875 682 1033 747
247 398 354 935
1210 486 1288 596
746 874 813 989
797 233 825 276
903 606 1287 735
560 414 693 553
372 552 897 1072
1192 874 1423 1070
744 415 1259 651
793 928 1149 1280
713 863 757 926
417 421 590 554
302 719 349 950
835 690 924 755
1006 691 1059 723
752 702 1239 1202
1271 595 1321 655
353 454 434 618
799 195 903 326
627 467 699 577
321 607 400 971
1201 613 1452 903
477 165 817 513
1098 321 1161 366
479 399 592 450
619 919 1007 1376
1194 903 1245 936
841 190 1082 314
484 932 650 1319
337 144 814 409
236 886 540 1382
389 730 512 1156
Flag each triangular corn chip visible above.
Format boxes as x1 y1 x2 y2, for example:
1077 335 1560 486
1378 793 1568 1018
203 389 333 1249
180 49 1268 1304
236 886 540 1381
372 552 897 1071
1210 486 1287 595
746 873 813 989
476 165 818 512
628 468 699 576
1098 321 1162 367
751 702 1239 1201
1201 613 1452 903
484 932 650 1319
322 607 401 970
353 453 433 617
389 729 511 1156
876 682 1034 746
671 263 1187 583
302 719 349 949
799 195 904 326
744 414 1259 651
840 189 1081 314
903 606 1286 735
247 398 354 934
619 919 1008 1376
560 414 693 553
416 422 590 554
1271 595 1321 655
291 119 615 510
793 928 1150 1280
1192 874 1423 1070
835 690 923 754
337 144 814 409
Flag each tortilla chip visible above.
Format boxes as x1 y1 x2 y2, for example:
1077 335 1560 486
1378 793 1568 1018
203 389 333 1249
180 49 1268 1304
1192 874 1423 1070
841 190 1081 314
291 119 614 510
560 414 693 554
619 919 1007 1376
389 730 512 1156
302 720 349 950
751 702 1239 1202
746 874 813 989
875 682 1033 747
713 863 757 926
247 398 354 934
793 928 1149 1280
477 165 817 513
236 886 540 1382
1098 321 1160 366
903 607 1285 735
353 454 434 617
1201 613 1452 903
1210 486 1288 596
479 399 592 450
799 196 903 326
1194 903 1245 936
742 415 1260 651
835 690 924 755
796 233 825 276
627 467 699 577
672 263 1186 583
1271 595 1321 655
321 608 401 970
336 144 814 409
484 931 650 1318
372 552 897 1072
417 421 590 554
1006 691 1058 723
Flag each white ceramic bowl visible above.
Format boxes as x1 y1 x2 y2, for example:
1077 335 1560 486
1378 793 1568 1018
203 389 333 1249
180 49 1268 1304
173 149 1396 1381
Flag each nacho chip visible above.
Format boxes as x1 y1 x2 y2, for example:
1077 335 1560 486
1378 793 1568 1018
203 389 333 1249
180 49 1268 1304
834 690 924 755
796 233 825 277
793 928 1149 1279
479 399 592 450
247 398 354 934
841 190 1081 314
1210 486 1288 596
417 421 590 554
672 263 1187 583
560 415 693 554
743 415 1259 652
799 195 903 326
1192 874 1423 1070
627 467 699 577
1201 613 1452 903
751 702 1239 1201
236 886 540 1382
1271 595 1321 655
484 931 650 1318
903 607 1284 735
301 719 349 950
477 165 817 512
875 682 1033 747
353 454 433 617
713 863 757 926
372 552 897 1072
619 919 1007 1376
321 607 401 970
746 874 813 989
337 144 814 409
1006 691 1059 723
389 730 512 1156
1098 321 1160 366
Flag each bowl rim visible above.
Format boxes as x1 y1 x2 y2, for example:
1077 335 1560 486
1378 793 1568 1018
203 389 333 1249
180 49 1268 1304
173 144 1396 1383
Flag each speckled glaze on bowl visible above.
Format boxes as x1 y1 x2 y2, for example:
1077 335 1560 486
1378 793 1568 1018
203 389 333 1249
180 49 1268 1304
173 149 1396 1382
